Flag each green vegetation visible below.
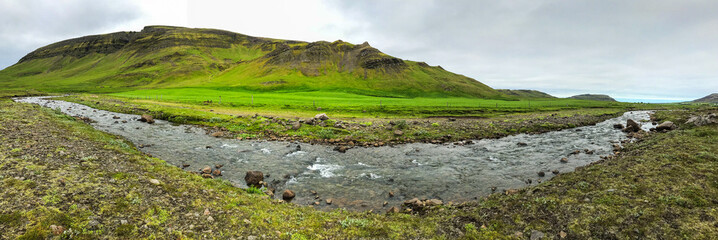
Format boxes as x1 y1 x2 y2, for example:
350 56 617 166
496 89 556 99
569 94 617 102
1 91 716 239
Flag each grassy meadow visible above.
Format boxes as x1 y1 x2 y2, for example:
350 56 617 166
108 87 636 118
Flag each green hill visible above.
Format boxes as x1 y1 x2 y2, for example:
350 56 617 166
496 89 555 99
0 26 501 98
569 94 616 102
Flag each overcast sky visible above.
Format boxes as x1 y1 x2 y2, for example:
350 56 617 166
1 0 717 101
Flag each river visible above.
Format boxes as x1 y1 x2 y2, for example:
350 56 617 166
15 96 652 211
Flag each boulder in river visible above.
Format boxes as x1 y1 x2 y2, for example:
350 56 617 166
201 166 212 174
622 119 640 132
655 121 677 131
613 123 624 129
282 189 296 200
245 171 264 188
139 114 155 124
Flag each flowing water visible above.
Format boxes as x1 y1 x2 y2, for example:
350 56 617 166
15 96 653 211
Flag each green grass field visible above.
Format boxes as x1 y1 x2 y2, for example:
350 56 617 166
109 87 637 118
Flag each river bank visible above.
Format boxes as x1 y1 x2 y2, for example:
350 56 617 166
57 94 632 147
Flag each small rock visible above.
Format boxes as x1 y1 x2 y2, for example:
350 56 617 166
149 179 160 185
211 132 223 137
559 231 567 238
613 123 624 129
560 157 568 163
120 219 128 224
247 236 257 240
552 169 560 175
50 225 65 235
655 121 677 131
212 169 222 176
291 122 302 130
537 171 545 177
387 206 400 213
139 114 155 124
530 230 545 240
87 219 100 229
215 164 223 169
282 189 296 200
334 146 348 153
326 199 333 205
207 216 214 222
314 113 329 121
182 164 190 168
388 191 394 197
517 142 528 146
505 189 519 195
245 171 264 188
393 130 403 136
403 198 424 208
202 166 212 174
383 201 388 206
310 190 317 195
204 208 211 215
202 174 214 179
244 219 252 225
425 199 443 206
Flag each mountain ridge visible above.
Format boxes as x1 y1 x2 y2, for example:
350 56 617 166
1 25 502 98
568 94 616 102
692 93 718 103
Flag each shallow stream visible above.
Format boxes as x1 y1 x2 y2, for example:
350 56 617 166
16 96 652 211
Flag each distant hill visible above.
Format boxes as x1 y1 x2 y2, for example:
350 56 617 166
692 93 718 103
497 89 555 99
568 94 616 102
0 25 502 98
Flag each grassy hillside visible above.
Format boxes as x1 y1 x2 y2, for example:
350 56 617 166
693 93 718 103
0 25 501 99
497 89 556 99
569 94 617 102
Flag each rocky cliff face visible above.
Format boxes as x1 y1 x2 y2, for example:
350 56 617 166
17 26 406 75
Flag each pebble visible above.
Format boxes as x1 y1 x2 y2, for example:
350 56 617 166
207 216 214 222
530 230 545 240
149 179 160 185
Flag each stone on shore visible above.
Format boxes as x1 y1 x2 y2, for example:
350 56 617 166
245 171 264 188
